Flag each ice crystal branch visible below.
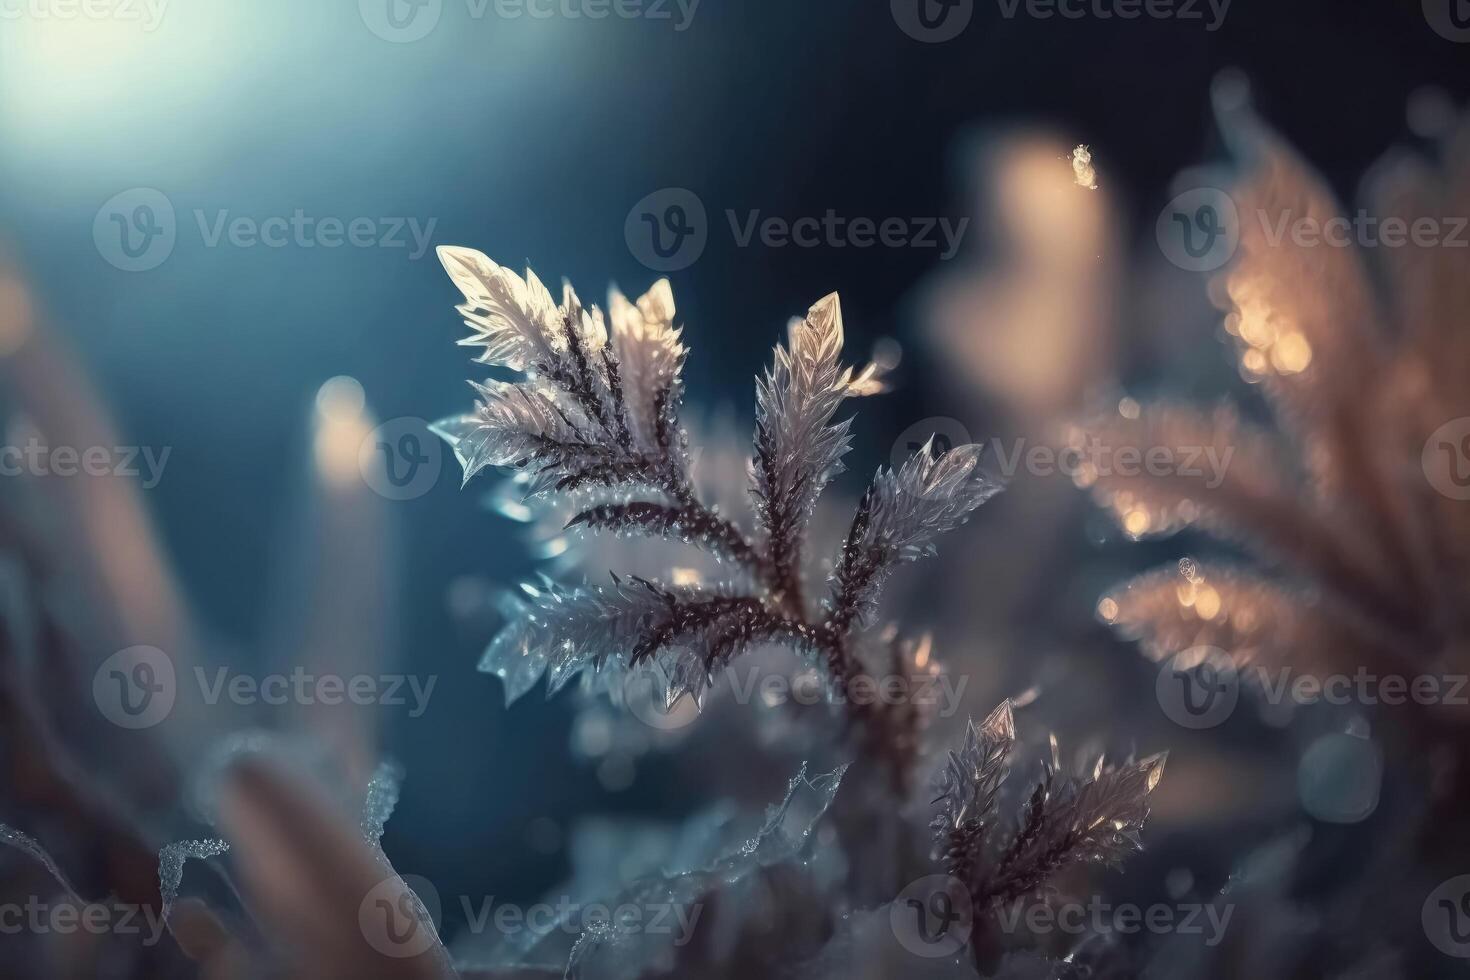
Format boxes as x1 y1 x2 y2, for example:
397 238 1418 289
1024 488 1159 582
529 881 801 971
927 700 1165 972
434 250 1000 784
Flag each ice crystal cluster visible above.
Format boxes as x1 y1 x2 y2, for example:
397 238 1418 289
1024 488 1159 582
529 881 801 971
927 700 1165 974
432 247 1000 767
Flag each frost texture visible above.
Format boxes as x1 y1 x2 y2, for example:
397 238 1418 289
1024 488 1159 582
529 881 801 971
462 762 848 980
929 699 1015 857
158 838 231 922
359 759 403 846
0 823 81 900
929 700 1165 910
435 254 998 791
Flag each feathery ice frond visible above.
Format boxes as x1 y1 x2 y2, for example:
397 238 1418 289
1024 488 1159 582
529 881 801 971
827 438 1002 632
609 280 687 456
927 701 1164 972
436 253 997 791
752 293 888 611
930 699 1015 856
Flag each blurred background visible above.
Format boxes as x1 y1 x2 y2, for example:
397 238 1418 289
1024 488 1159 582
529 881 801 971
1 0 1468 962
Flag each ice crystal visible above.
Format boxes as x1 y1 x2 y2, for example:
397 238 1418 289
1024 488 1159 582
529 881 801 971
0 822 81 901
926 700 1164 971
434 251 1000 784
158 838 231 922
466 761 848 980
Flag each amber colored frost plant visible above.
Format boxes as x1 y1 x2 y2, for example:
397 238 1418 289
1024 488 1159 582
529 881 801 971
1079 98 1470 751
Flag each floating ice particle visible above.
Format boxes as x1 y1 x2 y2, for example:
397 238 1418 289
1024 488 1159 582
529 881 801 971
1072 144 1098 190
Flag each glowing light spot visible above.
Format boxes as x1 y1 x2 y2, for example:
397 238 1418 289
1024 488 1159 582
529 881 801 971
1241 349 1269 377
1195 586 1221 621
312 376 372 489
1124 508 1151 537
1097 597 1119 622
1272 332 1312 374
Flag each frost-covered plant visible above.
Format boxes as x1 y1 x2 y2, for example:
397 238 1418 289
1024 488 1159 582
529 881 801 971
928 699 1165 974
1080 101 1470 743
432 247 1002 786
